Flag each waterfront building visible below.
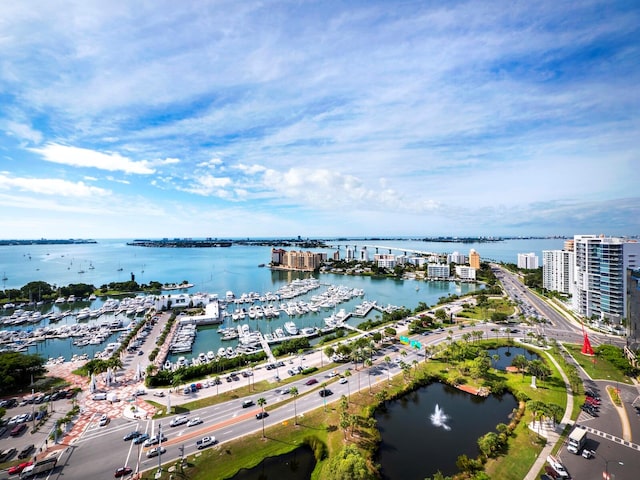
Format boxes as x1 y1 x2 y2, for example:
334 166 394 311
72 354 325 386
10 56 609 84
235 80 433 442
542 249 574 294
359 247 369 262
626 269 640 353
427 263 450 279
271 248 286 264
469 249 481 269
281 250 326 271
573 234 640 323
448 251 467 264
346 246 355 261
375 254 396 269
454 265 476 281
333 250 341 261
517 252 539 269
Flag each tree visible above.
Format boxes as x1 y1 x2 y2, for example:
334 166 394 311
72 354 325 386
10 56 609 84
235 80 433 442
323 444 375 480
344 369 352 401
511 354 529 378
364 359 373 393
384 356 392 383
290 387 299 425
257 397 267 438
324 346 336 363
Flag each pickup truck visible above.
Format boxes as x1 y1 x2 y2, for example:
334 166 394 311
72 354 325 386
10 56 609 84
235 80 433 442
196 436 216 449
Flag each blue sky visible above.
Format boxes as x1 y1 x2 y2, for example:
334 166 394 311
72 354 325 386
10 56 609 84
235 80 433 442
0 0 638 239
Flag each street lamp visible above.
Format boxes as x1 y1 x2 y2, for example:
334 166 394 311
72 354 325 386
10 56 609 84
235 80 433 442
601 453 623 480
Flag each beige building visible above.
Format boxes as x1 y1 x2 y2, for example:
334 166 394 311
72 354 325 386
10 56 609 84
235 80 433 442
469 249 481 269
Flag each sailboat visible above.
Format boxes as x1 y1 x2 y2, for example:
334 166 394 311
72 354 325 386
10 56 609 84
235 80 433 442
2 272 7 281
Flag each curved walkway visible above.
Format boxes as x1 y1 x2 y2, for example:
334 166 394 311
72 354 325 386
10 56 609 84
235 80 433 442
523 348 575 480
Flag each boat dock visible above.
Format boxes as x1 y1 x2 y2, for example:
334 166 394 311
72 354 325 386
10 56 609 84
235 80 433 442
258 333 276 363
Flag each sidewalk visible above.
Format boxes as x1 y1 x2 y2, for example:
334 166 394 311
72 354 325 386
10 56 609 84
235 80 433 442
523 349 574 480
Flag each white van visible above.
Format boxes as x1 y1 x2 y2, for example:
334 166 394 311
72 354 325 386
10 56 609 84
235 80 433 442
92 392 107 401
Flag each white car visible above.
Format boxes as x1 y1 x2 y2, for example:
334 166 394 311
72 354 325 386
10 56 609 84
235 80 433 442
99 414 110 426
187 417 203 427
146 446 166 458
169 415 189 427
339 377 348 384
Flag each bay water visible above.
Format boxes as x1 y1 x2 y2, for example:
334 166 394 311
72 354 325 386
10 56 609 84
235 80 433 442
0 238 563 361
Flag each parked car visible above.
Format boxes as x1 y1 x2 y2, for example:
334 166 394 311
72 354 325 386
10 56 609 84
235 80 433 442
18 444 34 459
196 436 216 449
152 391 165 397
114 466 133 478
146 446 166 458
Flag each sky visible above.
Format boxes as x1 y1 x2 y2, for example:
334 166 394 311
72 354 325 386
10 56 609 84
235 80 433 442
0 0 638 239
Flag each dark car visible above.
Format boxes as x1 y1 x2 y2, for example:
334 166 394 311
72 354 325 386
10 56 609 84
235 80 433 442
319 389 333 397
133 433 150 445
115 466 133 478
255 411 269 420
18 444 34 459
304 378 318 386
123 430 141 441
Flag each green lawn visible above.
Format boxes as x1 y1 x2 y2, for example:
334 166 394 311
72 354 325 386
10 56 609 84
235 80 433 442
563 343 630 384
138 339 591 480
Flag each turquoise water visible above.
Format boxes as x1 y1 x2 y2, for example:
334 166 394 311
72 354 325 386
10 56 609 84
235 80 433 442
0 238 563 361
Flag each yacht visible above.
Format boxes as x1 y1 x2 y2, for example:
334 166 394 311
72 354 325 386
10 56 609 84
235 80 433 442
284 321 298 335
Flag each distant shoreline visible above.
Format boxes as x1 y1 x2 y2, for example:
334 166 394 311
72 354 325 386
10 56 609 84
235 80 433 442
0 239 97 246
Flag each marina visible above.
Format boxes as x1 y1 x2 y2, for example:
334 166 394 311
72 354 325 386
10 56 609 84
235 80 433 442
0 238 563 363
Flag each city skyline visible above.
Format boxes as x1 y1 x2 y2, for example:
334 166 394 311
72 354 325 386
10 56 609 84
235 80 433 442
0 1 638 239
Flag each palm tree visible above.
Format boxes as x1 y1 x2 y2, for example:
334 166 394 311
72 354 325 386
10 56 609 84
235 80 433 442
344 369 352 402
384 355 392 383
365 359 373 393
321 382 328 411
290 386 299 425
257 397 267 438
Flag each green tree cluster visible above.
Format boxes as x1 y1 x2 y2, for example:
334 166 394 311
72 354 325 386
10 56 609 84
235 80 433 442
0 352 46 393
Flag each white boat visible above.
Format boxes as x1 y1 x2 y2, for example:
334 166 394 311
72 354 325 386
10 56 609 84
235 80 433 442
284 321 298 335
217 347 226 357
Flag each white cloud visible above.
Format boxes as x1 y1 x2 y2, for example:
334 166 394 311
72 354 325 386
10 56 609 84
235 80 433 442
234 163 267 175
3 121 42 144
0 174 110 197
178 175 233 197
30 143 155 174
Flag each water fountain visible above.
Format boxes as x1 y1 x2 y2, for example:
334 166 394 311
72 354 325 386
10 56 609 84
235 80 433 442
430 404 451 431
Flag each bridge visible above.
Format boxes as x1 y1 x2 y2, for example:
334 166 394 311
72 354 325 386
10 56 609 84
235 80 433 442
328 243 445 257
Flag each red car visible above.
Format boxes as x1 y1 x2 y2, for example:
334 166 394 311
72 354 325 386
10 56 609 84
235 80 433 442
114 466 133 478
8 461 33 475
304 378 318 385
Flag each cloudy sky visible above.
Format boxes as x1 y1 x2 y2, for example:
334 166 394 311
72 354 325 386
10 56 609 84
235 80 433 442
0 0 638 239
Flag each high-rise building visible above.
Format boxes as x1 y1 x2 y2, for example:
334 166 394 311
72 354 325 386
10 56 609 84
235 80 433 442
455 265 476 281
427 264 450 279
359 247 369 262
626 269 640 351
543 250 575 294
573 235 640 322
517 252 539 269
469 249 480 269
448 251 467 264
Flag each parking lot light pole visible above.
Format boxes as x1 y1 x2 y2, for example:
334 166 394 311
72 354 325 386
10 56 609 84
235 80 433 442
602 455 623 480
